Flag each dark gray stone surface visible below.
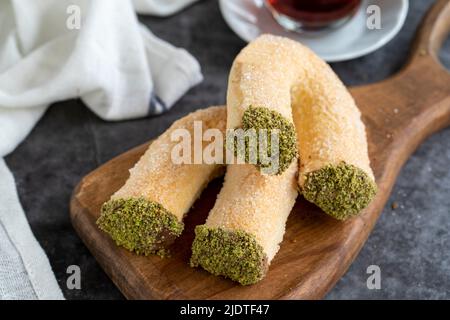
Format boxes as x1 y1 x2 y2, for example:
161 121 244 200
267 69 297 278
4 0 449 300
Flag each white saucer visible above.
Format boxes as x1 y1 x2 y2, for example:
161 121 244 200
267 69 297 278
219 0 409 62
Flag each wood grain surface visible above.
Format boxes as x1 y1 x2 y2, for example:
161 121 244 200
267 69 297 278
70 0 450 299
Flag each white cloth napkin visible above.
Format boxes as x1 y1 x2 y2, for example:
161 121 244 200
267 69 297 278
0 0 200 299
0 159 63 300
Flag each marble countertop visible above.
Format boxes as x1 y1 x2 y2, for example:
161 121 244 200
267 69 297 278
5 0 450 299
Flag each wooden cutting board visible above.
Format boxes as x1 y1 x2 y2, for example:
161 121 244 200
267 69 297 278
70 0 450 299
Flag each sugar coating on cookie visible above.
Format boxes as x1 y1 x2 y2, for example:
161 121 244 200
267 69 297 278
97 106 227 256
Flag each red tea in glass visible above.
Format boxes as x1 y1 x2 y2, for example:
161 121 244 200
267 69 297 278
266 0 362 31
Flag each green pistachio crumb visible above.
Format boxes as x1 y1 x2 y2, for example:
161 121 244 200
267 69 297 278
190 225 268 285
302 162 377 220
231 106 297 175
97 198 183 256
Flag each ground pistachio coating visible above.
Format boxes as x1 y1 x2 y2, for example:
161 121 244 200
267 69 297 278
302 162 378 220
233 106 297 175
97 198 183 257
190 225 268 285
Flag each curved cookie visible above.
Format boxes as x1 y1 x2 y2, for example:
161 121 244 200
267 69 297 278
97 106 227 256
191 161 298 284
227 35 376 219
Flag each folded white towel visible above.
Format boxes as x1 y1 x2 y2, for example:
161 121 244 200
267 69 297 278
0 0 200 299
0 159 64 300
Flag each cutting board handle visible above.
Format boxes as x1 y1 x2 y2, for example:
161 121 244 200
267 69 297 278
406 0 450 73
